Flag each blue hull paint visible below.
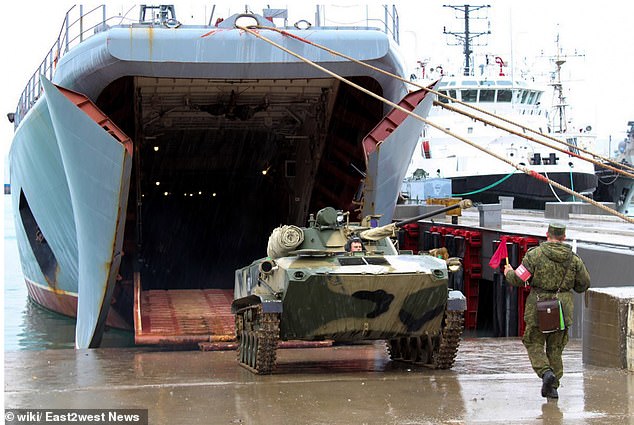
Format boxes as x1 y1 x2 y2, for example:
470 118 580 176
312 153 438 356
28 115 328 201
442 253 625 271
11 97 79 294
10 79 132 348
43 78 132 348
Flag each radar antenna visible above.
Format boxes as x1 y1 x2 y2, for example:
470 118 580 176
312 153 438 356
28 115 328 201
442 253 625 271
443 4 491 76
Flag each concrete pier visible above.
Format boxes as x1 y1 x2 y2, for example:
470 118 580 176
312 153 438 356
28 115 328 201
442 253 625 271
5 338 633 424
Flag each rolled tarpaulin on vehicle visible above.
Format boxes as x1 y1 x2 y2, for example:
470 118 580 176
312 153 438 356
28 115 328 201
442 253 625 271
267 225 305 259
359 223 397 241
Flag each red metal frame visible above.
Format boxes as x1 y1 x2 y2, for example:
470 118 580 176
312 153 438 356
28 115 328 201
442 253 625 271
429 225 482 330
408 223 543 335
56 84 134 156
361 86 434 158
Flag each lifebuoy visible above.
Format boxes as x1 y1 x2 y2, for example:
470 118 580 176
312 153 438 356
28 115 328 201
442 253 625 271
294 19 311 30
164 18 181 28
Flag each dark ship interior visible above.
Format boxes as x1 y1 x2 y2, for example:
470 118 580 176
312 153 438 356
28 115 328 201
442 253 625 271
96 75 385 293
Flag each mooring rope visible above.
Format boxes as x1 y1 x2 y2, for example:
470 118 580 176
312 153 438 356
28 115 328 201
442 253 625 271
254 24 634 176
237 25 634 224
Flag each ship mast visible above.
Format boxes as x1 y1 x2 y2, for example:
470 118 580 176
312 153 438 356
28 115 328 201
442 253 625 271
548 32 584 134
443 4 491 76
550 55 568 134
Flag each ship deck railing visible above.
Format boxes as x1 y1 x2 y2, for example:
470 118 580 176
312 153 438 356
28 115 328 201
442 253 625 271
14 5 133 127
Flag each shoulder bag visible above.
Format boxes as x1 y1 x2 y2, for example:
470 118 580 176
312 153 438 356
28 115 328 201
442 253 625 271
536 253 572 333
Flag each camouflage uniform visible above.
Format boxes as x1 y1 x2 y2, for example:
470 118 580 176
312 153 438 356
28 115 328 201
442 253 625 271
505 235 590 388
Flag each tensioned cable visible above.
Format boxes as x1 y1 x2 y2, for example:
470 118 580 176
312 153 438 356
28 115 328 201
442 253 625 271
544 170 564 203
238 25 634 224
254 24 634 202
255 24 634 176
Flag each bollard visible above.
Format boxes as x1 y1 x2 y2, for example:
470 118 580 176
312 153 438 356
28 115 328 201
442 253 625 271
478 203 502 228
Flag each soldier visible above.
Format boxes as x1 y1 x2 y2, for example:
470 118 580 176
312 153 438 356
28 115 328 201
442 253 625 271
504 223 590 400
345 237 364 252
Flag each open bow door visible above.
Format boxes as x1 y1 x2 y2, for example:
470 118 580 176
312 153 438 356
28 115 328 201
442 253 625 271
42 77 133 349
361 82 438 225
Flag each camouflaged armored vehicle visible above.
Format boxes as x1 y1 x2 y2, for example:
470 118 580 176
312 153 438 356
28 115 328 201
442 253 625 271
232 200 472 374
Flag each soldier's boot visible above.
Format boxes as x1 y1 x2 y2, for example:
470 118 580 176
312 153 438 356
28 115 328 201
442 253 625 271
541 370 557 398
545 386 559 399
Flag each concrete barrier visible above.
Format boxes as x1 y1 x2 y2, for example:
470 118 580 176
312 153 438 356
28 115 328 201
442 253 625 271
582 287 634 369
478 203 502 228
498 196 514 209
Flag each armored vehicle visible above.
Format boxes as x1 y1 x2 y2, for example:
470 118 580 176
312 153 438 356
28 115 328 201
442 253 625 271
232 200 472 373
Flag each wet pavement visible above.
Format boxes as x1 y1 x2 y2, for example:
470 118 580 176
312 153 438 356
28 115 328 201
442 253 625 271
5 338 633 424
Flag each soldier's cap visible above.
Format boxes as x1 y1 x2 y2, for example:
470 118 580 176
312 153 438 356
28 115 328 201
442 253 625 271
547 223 566 237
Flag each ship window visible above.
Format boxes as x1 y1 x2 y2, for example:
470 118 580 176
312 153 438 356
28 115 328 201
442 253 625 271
438 90 456 103
520 90 529 104
527 91 537 104
497 90 512 102
18 190 59 285
461 89 477 102
479 80 495 86
479 89 495 102
535 92 543 104
461 80 478 86
497 80 513 86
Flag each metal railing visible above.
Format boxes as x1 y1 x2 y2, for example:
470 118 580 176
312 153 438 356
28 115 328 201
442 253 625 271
313 4 399 43
384 5 399 44
14 5 137 127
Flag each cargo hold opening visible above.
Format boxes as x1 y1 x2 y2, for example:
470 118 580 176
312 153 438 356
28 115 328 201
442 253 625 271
97 76 384 296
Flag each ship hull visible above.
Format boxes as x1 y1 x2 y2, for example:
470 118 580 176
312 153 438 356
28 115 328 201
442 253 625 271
450 171 598 208
10 78 133 347
24 278 130 330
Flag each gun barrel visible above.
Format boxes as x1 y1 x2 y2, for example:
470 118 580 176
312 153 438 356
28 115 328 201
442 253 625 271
394 199 473 227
